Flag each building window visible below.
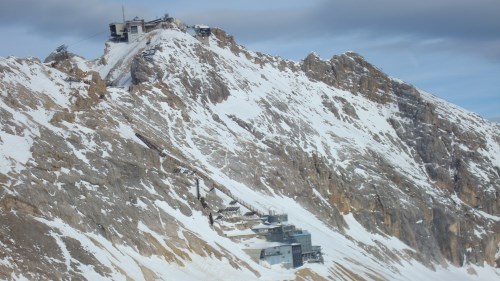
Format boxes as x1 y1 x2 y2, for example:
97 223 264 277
130 26 138 34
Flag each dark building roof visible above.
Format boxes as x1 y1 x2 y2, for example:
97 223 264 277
219 206 240 213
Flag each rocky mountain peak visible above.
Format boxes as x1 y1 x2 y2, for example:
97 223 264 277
302 50 394 104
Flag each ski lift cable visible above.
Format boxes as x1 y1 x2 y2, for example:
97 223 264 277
66 29 109 48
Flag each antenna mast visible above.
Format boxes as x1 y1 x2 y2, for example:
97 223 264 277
122 5 126 23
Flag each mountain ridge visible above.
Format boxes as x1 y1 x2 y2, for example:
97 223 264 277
0 23 499 280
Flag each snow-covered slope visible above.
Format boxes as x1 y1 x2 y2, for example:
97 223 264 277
0 24 499 280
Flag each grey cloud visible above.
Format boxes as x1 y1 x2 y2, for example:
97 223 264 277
177 8 307 40
178 0 500 61
2 0 499 61
178 0 500 40
311 0 500 40
0 0 150 39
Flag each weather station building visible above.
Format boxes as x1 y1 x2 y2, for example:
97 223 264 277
109 22 126 42
125 17 145 42
109 12 211 45
109 17 145 42
193 25 211 45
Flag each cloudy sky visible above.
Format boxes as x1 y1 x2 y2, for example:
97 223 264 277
0 0 498 119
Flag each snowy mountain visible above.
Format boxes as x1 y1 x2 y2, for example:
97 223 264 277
1 21 499 280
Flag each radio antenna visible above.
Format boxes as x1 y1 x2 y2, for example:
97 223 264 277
122 5 126 23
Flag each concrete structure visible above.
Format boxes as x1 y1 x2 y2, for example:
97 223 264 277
144 15 174 32
245 241 303 268
109 23 126 41
261 221 323 264
267 209 288 224
109 15 212 46
126 17 145 42
260 243 294 269
291 230 312 253
252 223 272 235
193 25 211 46
305 246 324 263
266 224 296 243
291 244 303 268
109 17 146 43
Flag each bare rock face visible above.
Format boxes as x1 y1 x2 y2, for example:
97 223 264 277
205 70 231 104
387 84 500 266
211 28 242 55
44 50 70 64
298 51 500 267
131 56 157 84
302 53 337 86
302 52 392 104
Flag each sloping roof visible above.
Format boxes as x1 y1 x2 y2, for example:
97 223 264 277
220 206 240 213
246 241 288 250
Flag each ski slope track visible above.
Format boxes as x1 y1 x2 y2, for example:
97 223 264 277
0 24 499 280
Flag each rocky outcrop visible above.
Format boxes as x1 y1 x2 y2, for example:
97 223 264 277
299 50 500 267
131 55 157 84
302 52 392 104
211 28 242 55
